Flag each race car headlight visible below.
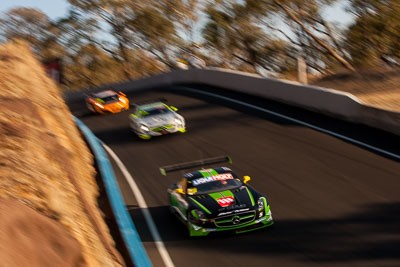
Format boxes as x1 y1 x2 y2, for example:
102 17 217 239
257 198 265 211
192 209 207 222
94 102 104 109
140 125 149 132
197 210 206 220
174 118 183 124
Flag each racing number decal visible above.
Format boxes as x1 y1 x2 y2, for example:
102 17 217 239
217 196 234 207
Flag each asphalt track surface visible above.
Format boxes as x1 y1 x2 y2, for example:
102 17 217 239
69 86 400 267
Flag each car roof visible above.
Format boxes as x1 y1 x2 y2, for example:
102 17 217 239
138 102 166 110
183 167 235 181
93 90 117 98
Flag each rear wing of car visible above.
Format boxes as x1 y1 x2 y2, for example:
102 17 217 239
160 156 232 176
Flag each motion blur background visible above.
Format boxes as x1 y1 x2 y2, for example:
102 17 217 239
1 1 400 267
1 0 399 92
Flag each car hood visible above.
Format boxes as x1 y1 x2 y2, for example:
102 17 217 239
140 113 177 128
101 101 127 112
104 101 125 107
189 186 257 217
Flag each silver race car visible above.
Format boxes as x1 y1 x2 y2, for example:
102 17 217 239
129 101 186 139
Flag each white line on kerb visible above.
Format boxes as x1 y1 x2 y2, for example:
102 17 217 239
102 144 175 267
180 87 400 161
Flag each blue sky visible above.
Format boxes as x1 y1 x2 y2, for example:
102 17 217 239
1 0 69 20
322 1 355 26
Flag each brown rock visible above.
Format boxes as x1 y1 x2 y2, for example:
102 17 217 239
0 199 84 267
0 40 124 266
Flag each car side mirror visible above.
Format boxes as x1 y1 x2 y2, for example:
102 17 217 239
243 176 251 184
119 91 126 96
176 188 185 194
170 106 178 111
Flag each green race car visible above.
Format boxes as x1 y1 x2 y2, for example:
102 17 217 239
161 156 274 236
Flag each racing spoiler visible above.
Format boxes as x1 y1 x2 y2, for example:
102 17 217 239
160 156 232 176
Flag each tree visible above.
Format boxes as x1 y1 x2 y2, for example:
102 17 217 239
67 0 187 73
55 10 100 54
262 0 355 71
5 0 385 88
346 0 400 67
0 7 69 67
130 6 179 68
67 0 141 79
202 1 292 74
0 8 52 54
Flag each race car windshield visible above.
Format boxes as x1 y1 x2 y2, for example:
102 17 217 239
187 174 243 194
99 94 119 104
141 106 170 116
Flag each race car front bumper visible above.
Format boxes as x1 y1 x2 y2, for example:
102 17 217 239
137 124 186 139
188 205 274 237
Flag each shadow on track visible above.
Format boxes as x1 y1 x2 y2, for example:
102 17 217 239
167 86 400 162
167 88 297 127
93 126 138 144
129 202 400 265
90 111 250 145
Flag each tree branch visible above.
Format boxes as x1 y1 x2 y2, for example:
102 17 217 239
273 0 355 71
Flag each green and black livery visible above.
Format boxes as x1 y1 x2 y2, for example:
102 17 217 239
162 156 274 236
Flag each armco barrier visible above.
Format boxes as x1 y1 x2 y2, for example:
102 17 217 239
66 68 400 136
74 117 152 267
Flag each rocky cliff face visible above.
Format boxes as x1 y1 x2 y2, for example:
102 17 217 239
0 41 124 267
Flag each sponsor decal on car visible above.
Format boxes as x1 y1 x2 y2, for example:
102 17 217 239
200 168 214 172
216 196 234 207
218 207 249 215
192 173 234 186
218 204 247 212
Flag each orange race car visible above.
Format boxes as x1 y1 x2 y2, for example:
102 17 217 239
86 90 129 114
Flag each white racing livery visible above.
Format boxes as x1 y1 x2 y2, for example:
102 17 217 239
129 101 186 139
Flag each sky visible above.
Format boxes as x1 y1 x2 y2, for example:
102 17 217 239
1 0 69 20
322 1 355 26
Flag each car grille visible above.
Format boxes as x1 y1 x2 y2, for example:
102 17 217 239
151 125 174 132
214 210 256 228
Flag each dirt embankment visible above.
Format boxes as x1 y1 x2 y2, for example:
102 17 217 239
312 68 400 112
0 41 124 266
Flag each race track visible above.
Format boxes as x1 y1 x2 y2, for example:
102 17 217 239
69 86 400 267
